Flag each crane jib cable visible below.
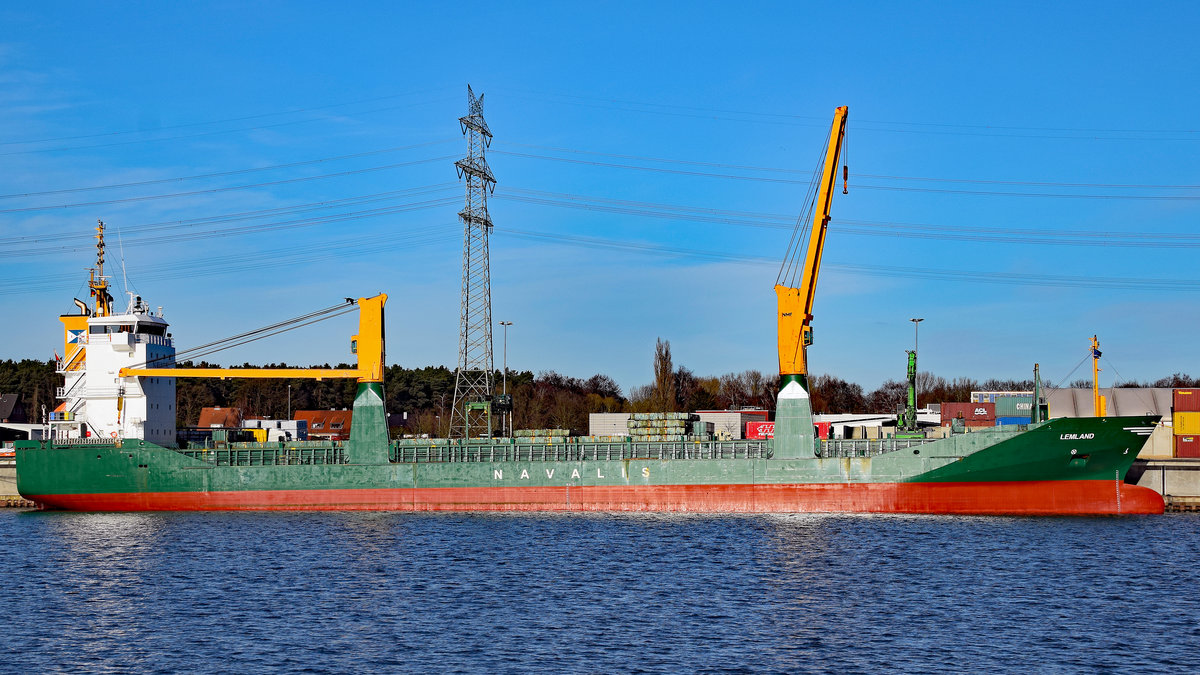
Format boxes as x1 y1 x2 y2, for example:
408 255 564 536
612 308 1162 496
136 301 358 369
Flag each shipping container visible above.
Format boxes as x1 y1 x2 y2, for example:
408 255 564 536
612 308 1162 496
1176 411 1200 436
814 421 831 439
1176 434 1199 458
746 421 775 439
1175 388 1200 413
971 391 1032 406
941 402 996 425
996 396 1034 418
996 416 1028 426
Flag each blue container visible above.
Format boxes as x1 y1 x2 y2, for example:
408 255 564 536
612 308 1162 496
996 416 1029 426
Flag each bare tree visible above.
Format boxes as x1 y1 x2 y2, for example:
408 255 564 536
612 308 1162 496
651 338 677 412
744 370 770 408
810 374 868 413
719 373 747 409
868 380 907 413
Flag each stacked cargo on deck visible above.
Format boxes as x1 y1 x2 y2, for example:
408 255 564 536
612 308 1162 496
627 412 708 442
513 428 571 444
1175 389 1199 458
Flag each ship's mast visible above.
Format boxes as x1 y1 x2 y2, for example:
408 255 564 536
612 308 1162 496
1091 335 1107 416
89 220 114 317
1031 363 1044 424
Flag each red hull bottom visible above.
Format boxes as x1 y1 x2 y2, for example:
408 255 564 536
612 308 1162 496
29 480 1165 515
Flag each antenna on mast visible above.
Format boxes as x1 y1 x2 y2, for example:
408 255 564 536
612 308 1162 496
116 221 131 307
89 220 114 317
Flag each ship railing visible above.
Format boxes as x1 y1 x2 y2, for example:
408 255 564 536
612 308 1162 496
47 437 119 447
816 438 936 458
56 349 86 374
57 375 87 400
176 443 347 466
389 440 771 463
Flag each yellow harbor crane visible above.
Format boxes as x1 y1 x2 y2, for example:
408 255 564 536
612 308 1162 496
775 105 848 392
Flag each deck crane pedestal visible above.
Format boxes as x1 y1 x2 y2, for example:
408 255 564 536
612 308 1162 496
772 106 848 459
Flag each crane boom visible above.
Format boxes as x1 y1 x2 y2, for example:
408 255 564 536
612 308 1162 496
118 294 388 383
776 105 848 391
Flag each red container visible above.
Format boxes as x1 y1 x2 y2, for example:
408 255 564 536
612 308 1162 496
747 421 775 439
941 402 996 425
1174 389 1200 413
814 421 831 439
1177 435 1200 458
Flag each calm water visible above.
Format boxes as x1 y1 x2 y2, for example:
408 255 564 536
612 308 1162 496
1 511 1198 674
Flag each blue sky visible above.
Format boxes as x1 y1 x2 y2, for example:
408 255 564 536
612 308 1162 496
2 1 1198 395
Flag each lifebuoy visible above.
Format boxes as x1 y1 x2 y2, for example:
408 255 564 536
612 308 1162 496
110 431 118 438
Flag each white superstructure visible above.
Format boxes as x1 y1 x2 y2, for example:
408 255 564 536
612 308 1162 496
52 222 176 443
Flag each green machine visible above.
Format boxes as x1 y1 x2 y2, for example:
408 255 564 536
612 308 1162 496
896 350 924 439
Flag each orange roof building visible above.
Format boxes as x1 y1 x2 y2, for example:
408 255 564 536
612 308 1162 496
197 406 244 428
293 409 352 439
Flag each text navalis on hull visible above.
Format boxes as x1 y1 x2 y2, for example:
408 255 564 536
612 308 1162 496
15 110 1165 515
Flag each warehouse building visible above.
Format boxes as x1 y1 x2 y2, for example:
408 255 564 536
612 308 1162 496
590 410 770 440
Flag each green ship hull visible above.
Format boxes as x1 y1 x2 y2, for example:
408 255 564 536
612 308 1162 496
15 388 1164 515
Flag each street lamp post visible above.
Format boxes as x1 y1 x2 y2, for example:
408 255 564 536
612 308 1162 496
910 318 924 408
499 321 512 436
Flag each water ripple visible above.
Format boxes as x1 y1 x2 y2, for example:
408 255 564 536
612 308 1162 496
1 511 1197 673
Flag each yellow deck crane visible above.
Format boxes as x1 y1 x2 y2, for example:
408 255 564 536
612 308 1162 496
117 294 391 463
775 105 848 393
118 294 388 383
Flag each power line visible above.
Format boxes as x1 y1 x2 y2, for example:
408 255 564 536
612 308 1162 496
0 140 457 201
498 139 1200 188
0 183 459 246
0 192 460 258
494 150 1200 199
4 218 1195 299
0 86 459 147
494 140 811 174
9 178 1193 261
492 149 810 184
7 137 1196 214
491 88 1200 140
854 172 1200 190
494 227 1200 292
0 226 461 297
0 95 460 157
492 187 1200 247
0 155 456 214
853 183 1200 201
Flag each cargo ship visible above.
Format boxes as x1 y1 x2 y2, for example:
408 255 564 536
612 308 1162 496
15 107 1165 514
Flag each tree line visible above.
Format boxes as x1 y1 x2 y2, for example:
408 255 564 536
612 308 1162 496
3 355 1198 435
